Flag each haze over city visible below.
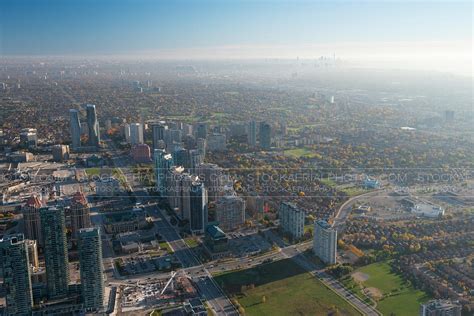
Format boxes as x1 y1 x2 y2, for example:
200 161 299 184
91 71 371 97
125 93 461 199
1 0 472 75
0 1 472 316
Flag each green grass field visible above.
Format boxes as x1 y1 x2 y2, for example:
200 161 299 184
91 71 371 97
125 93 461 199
215 259 361 316
319 177 338 188
284 147 322 159
184 237 200 248
85 167 122 178
159 241 173 254
85 167 102 176
319 178 368 196
354 261 431 315
341 186 368 197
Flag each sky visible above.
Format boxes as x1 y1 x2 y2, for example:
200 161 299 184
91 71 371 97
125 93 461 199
0 0 472 74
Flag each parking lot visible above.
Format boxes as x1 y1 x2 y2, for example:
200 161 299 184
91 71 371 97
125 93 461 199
228 231 272 257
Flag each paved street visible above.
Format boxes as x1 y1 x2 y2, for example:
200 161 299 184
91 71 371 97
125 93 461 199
103 137 238 315
102 136 378 316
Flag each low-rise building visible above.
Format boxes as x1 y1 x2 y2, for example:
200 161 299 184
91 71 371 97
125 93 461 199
103 210 147 234
411 203 444 218
204 225 229 259
420 299 461 316
9 151 34 162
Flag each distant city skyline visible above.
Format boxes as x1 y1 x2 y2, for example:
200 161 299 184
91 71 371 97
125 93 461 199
0 0 471 75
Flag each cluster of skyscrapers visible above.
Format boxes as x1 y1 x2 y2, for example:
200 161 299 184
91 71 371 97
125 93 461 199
246 120 272 150
69 103 100 149
155 149 209 234
0 194 104 314
153 121 247 233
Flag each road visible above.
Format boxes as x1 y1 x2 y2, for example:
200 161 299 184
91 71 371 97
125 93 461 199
281 248 380 316
146 204 238 316
262 229 380 316
333 189 383 230
103 137 378 315
103 138 238 315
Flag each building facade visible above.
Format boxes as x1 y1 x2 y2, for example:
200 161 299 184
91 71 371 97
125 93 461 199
190 181 208 234
197 163 224 202
20 128 38 148
216 196 246 231
69 109 82 149
52 144 70 162
313 220 337 265
195 122 208 139
278 202 305 239
0 234 34 315
70 191 92 244
163 128 182 152
23 195 44 247
40 206 70 299
129 123 144 145
86 104 100 147
26 239 39 269
131 143 152 163
247 120 257 147
259 122 271 150
207 133 227 151
151 123 166 150
78 227 105 312
154 149 174 196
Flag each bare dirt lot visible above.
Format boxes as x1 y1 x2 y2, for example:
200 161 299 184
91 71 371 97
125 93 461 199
351 271 369 282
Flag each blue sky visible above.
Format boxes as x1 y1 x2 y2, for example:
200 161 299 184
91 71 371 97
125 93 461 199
0 0 472 57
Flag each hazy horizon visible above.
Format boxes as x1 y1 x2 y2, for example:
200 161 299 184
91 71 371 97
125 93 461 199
1 0 472 76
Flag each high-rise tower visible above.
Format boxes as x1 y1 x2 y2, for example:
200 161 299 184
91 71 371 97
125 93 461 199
259 122 271 150
69 109 82 149
190 180 208 234
23 195 44 247
70 191 92 244
78 227 104 311
313 220 337 265
40 206 69 299
86 104 100 147
0 234 33 315
247 120 257 147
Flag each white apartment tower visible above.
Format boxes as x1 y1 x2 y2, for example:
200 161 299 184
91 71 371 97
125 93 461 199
313 220 337 265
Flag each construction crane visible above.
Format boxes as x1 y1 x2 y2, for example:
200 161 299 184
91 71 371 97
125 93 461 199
160 271 177 296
